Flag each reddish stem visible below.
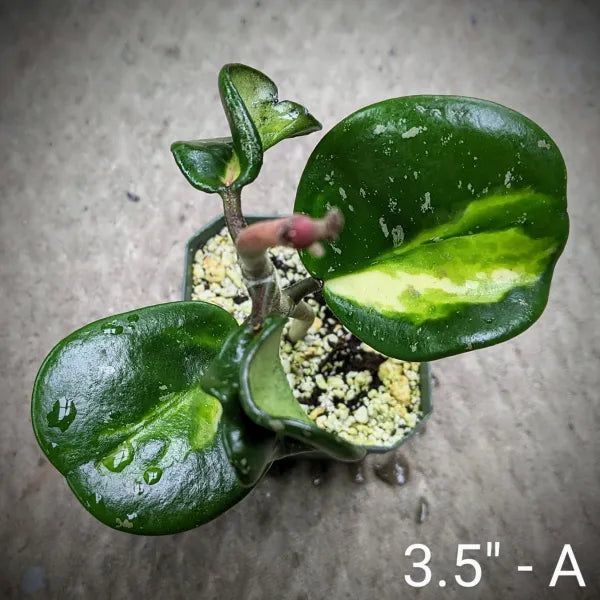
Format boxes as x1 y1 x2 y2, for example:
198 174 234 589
236 208 344 258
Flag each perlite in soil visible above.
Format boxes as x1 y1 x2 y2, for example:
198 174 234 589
191 227 423 448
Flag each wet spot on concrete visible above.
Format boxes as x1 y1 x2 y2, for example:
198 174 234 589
416 497 429 523
348 460 366 484
373 453 409 486
309 460 330 486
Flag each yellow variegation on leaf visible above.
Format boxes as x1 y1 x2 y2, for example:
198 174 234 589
294 96 568 360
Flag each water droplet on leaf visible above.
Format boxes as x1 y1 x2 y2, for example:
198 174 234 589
103 442 134 472
143 467 163 485
47 397 77 432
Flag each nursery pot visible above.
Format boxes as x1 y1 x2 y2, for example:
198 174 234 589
183 215 433 455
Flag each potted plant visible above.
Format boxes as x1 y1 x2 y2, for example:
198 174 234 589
182 215 433 456
31 64 568 535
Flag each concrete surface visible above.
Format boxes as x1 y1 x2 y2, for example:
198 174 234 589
1 0 599 598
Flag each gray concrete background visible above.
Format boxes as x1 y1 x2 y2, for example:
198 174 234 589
1 0 599 598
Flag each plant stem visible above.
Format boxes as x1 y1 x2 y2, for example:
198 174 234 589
220 191 342 338
284 277 323 303
220 188 247 241
284 278 324 341
288 300 315 341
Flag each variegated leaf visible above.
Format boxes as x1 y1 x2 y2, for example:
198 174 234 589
294 96 568 360
31 302 270 534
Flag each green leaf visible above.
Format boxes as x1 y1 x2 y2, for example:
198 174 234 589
170 137 239 193
31 302 271 535
172 64 321 193
238 316 365 462
218 66 263 189
294 96 568 360
221 63 322 151
217 63 322 188
201 323 281 485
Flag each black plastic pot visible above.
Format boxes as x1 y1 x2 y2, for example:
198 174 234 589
183 215 433 454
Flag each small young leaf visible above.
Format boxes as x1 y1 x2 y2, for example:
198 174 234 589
238 316 366 462
217 63 322 189
32 302 268 534
172 64 321 193
294 96 568 360
221 63 322 151
218 66 264 189
170 137 239 193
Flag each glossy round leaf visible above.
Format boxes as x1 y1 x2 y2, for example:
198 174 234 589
238 316 365 462
32 302 262 534
294 96 568 360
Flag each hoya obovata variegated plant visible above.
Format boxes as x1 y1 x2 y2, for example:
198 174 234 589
32 64 568 534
